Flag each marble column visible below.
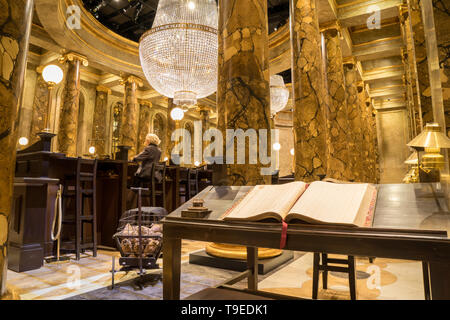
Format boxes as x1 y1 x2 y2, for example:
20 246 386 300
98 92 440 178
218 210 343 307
0 0 34 297
58 53 88 157
165 98 176 160
29 70 49 143
91 85 111 157
137 101 152 153
323 27 352 181
198 105 210 159
368 101 379 183
120 75 143 159
432 0 449 135
357 82 371 182
290 0 327 182
344 60 364 182
217 0 272 185
410 0 433 126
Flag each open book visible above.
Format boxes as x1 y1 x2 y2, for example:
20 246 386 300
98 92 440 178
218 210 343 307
222 181 377 227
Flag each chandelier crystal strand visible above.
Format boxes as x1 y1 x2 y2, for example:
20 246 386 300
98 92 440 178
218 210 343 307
270 75 290 115
139 0 218 107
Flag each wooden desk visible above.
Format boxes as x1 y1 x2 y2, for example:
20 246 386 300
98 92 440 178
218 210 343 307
162 183 450 300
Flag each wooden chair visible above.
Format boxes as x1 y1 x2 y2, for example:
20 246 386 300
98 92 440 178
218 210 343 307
312 253 356 300
61 158 98 260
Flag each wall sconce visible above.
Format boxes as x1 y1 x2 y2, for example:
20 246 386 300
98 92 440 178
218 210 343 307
18 137 29 146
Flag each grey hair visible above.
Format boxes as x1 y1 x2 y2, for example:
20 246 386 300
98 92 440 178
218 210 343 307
146 133 161 146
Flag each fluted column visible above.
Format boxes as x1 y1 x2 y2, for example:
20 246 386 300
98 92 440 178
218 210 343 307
29 69 49 143
217 0 272 185
58 53 88 157
137 101 152 153
290 0 327 182
410 0 433 126
344 60 364 182
91 85 111 157
120 75 143 159
322 26 352 181
0 0 34 297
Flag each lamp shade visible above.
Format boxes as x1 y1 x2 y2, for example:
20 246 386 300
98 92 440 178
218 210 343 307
404 152 418 165
42 64 64 84
407 123 450 149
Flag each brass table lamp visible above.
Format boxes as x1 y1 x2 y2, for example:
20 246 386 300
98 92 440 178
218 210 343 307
407 123 450 183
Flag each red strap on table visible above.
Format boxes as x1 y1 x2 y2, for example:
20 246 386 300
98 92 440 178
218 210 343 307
280 220 288 249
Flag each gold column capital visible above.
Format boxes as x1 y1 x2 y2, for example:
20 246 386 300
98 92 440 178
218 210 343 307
343 57 357 68
320 21 341 34
139 100 152 108
120 75 144 87
96 85 112 94
59 52 89 66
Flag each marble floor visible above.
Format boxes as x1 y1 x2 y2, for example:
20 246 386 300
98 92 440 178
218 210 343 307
5 241 426 300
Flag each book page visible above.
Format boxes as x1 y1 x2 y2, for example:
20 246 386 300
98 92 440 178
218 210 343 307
223 181 308 221
287 181 372 226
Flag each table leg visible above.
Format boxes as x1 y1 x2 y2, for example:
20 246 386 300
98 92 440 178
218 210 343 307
247 247 258 291
428 262 450 300
163 237 181 300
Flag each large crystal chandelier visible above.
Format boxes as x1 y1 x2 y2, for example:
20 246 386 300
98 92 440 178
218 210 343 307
270 75 290 116
139 0 218 107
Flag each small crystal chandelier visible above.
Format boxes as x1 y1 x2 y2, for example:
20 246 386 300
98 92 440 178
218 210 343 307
139 0 218 107
270 75 290 116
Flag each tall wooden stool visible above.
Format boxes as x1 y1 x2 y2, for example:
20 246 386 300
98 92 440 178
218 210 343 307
61 158 98 260
312 253 357 300
188 168 199 199
142 162 167 207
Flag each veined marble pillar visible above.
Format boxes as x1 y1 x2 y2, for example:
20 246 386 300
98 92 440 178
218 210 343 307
29 70 49 143
367 100 379 183
0 0 34 297
137 101 152 153
290 0 327 182
357 82 371 182
58 53 88 157
198 105 210 159
400 5 422 137
120 75 143 159
323 26 352 181
217 0 272 185
165 98 176 160
344 60 364 182
432 0 449 135
410 0 433 126
92 85 111 157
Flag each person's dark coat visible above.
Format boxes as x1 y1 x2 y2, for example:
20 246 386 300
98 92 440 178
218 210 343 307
133 143 162 182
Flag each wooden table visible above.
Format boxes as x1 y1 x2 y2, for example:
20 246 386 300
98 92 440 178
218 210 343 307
162 183 450 300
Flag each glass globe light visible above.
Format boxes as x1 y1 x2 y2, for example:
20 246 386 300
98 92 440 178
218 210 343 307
139 0 218 107
171 107 185 121
19 137 29 146
88 146 96 155
270 75 290 115
273 142 281 151
42 64 64 85
290 148 295 156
